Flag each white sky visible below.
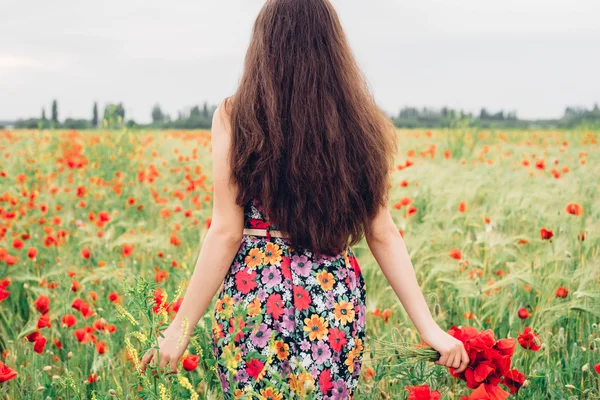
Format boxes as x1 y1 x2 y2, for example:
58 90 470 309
1 0 599 122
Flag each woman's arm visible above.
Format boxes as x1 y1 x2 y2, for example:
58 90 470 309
141 100 244 373
365 203 469 373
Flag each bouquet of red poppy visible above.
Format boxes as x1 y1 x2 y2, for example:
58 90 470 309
374 325 526 399
447 325 525 399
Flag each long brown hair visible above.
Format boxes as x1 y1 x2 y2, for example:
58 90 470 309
225 0 397 255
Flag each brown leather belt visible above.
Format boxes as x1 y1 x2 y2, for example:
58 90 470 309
243 228 289 238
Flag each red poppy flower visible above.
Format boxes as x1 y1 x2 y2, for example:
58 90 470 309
71 280 81 292
503 369 526 394
246 358 265 380
74 328 90 343
0 286 10 303
33 336 47 354
87 373 98 383
0 361 18 383
37 314 51 329
182 354 199 371
154 268 169 283
327 328 347 353
449 249 462 260
152 288 169 314
565 203 583 216
540 228 553 240
517 327 541 351
405 385 441 400
74 326 97 344
235 269 257 294
594 363 600 374
26 331 41 342
72 298 95 319
381 309 391 323
266 293 284 320
108 292 120 303
95 340 108 355
461 383 509 399
34 295 50 314
81 248 91 259
535 159 545 170
517 308 529 319
122 244 134 257
395 196 410 207
171 297 183 313
92 318 108 332
293 285 311 311
555 287 568 298
27 247 37 259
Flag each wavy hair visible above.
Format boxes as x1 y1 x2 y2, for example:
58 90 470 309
225 0 397 255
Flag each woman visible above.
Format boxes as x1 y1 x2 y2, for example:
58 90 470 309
141 0 469 398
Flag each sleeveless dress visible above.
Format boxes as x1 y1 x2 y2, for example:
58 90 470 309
211 198 367 400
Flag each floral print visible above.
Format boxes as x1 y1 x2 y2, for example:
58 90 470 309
212 199 367 399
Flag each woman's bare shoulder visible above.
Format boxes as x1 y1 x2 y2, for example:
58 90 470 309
212 97 233 132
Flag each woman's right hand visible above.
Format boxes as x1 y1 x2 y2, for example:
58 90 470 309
420 325 470 373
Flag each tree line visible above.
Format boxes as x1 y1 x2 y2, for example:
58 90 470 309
392 104 600 129
5 100 600 130
9 100 215 130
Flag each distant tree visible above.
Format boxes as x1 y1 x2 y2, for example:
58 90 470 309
92 102 98 127
116 103 125 121
202 102 209 119
51 100 59 124
479 108 488 120
103 103 125 129
152 104 165 123
41 108 47 121
190 105 201 118
492 111 505 121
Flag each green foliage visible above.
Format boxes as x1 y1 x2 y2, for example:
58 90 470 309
102 103 126 129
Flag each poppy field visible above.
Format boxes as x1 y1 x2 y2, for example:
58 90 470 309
0 128 599 399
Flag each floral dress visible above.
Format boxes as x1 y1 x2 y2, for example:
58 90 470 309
212 199 367 400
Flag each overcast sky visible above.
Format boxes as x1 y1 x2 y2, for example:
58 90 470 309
1 0 599 122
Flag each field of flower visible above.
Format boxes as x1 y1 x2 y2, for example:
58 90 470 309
0 128 598 399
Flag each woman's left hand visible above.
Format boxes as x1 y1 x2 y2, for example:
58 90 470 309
140 322 191 374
